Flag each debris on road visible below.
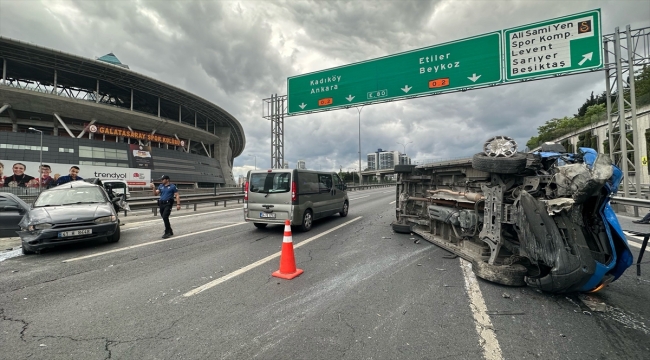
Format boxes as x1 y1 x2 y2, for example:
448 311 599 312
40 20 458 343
579 294 607 312
486 310 525 315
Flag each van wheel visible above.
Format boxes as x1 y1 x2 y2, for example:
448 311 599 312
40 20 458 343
299 210 313 232
107 226 121 243
253 223 268 229
340 201 349 217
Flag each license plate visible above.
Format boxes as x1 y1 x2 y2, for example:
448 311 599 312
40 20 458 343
260 212 276 218
58 229 92 238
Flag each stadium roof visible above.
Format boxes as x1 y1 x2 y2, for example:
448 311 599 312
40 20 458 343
0 36 245 157
97 52 129 69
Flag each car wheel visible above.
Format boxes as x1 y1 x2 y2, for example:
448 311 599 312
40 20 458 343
339 201 349 217
471 152 527 174
21 244 35 255
253 223 268 229
299 209 313 232
107 225 121 243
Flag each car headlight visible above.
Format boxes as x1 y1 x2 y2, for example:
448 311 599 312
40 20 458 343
27 223 53 231
95 215 117 224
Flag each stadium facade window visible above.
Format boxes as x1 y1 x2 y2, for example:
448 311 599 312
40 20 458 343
79 160 127 168
78 146 128 160
0 144 49 151
58 148 75 153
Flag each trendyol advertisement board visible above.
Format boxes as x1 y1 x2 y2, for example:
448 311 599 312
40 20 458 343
0 159 151 187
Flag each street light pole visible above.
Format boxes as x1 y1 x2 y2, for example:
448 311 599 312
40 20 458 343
357 106 364 186
396 140 413 160
28 127 43 192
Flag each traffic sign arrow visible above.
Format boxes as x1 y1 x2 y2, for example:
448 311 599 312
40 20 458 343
467 74 482 82
299 103 307 109
401 85 412 93
578 52 593 66
345 95 355 102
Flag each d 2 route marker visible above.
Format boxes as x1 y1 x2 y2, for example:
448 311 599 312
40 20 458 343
287 32 502 115
504 9 602 81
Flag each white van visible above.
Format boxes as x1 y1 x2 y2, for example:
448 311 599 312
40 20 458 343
101 179 130 199
243 169 349 231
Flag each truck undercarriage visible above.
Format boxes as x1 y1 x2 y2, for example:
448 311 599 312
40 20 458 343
391 137 633 293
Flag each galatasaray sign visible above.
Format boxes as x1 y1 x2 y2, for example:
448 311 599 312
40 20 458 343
87 123 185 147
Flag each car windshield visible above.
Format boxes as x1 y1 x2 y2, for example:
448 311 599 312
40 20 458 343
34 187 107 207
249 173 291 194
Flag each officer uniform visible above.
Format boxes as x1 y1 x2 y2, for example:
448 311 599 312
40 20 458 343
156 175 179 238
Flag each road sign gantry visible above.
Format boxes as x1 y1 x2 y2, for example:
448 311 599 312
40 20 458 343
287 32 502 115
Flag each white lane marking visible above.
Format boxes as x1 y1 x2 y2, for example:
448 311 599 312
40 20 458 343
628 241 642 249
183 216 363 297
389 200 396 204
460 259 503 360
121 207 240 227
349 195 369 201
63 222 246 262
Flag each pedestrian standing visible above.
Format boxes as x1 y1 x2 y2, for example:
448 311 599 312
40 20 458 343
151 175 180 238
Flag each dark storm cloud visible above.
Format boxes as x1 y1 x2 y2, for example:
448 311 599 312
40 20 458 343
1 0 648 178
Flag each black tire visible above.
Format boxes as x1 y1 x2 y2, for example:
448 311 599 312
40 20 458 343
21 244 35 255
339 201 349 217
107 225 121 243
391 222 412 234
471 153 527 174
299 209 313 232
394 164 416 173
253 223 268 229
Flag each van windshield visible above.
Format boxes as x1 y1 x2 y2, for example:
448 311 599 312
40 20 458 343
249 173 291 194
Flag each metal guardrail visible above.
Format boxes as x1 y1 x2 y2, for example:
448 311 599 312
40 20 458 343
611 196 650 217
123 184 395 216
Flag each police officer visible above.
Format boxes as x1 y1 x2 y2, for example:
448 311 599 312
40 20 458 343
151 175 180 238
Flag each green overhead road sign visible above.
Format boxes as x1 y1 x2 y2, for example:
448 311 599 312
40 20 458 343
504 9 602 81
287 32 502 115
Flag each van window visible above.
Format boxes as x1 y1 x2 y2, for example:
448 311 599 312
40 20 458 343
250 172 291 194
318 174 332 193
297 173 319 195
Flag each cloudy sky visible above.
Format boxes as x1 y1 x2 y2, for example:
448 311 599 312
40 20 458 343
1 0 648 180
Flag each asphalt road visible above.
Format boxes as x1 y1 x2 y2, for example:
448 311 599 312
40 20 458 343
1 188 649 360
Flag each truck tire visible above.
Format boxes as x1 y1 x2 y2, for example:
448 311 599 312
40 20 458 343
394 165 416 173
391 222 412 234
471 153 527 174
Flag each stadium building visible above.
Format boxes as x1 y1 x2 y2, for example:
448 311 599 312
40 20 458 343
0 36 244 188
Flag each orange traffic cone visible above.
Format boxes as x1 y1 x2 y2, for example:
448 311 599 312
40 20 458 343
272 219 304 280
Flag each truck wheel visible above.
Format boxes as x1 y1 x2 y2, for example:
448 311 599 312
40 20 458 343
299 210 313 232
471 153 527 174
253 223 268 229
391 222 412 234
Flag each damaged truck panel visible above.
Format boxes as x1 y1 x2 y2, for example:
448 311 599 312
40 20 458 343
392 138 633 293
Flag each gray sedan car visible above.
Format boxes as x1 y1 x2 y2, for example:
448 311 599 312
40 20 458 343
18 181 123 254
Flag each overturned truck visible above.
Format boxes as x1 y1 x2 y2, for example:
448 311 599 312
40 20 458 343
392 136 633 293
